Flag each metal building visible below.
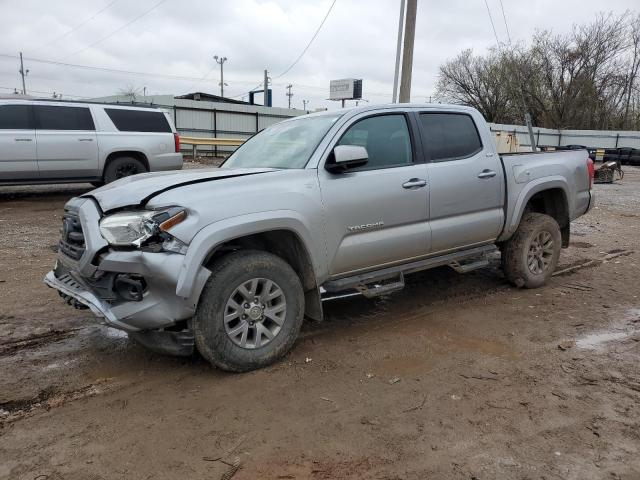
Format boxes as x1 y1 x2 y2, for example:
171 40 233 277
89 92 305 156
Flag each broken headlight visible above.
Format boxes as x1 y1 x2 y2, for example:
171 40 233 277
99 208 186 247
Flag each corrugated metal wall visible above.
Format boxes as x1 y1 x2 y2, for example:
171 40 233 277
90 94 305 156
490 123 640 151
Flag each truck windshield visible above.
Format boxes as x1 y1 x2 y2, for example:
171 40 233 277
222 113 342 169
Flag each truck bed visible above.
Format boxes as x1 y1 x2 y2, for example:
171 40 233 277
498 149 592 241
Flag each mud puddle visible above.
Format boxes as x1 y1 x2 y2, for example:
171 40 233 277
574 308 640 351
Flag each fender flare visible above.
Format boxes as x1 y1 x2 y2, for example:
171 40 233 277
175 210 325 299
500 176 570 241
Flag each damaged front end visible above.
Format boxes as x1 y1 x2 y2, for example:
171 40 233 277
43 196 210 356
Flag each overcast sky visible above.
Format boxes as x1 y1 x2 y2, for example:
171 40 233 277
0 0 637 110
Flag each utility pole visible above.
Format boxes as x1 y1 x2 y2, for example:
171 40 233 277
19 52 28 95
263 69 270 106
302 99 308 111
213 55 228 97
286 84 293 109
398 0 417 103
392 0 406 103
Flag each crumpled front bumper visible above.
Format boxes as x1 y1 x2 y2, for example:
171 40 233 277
44 269 133 330
44 197 211 332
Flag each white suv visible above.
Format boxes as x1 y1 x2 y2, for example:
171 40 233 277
0 98 183 185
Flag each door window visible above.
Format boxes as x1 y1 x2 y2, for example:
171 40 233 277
420 113 482 161
0 105 33 129
34 105 95 131
104 108 171 132
338 114 413 169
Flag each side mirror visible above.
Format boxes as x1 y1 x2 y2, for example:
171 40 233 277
325 145 369 173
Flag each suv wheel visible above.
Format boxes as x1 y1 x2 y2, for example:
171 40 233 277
194 250 305 372
502 213 561 288
103 156 147 183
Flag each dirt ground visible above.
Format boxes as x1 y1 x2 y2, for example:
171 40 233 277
1 163 639 480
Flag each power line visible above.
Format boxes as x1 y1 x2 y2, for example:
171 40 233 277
229 82 264 99
0 53 227 82
0 85 93 99
483 0 501 47
64 0 167 59
482 0 537 150
272 0 337 79
30 0 119 54
498 0 512 45
184 66 216 93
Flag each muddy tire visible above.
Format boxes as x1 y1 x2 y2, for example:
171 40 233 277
502 213 561 289
194 250 305 372
103 156 147 184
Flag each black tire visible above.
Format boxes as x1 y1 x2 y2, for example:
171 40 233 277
103 156 147 184
90 181 104 188
502 213 561 289
194 250 305 372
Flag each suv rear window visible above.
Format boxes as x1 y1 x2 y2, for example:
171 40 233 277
105 108 171 133
34 105 95 131
420 113 482 161
0 104 33 129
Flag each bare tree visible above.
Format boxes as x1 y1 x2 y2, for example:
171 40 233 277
117 84 142 102
436 12 640 130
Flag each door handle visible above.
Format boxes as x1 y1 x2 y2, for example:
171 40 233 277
78 138 94 142
14 138 32 142
402 178 427 189
477 169 497 179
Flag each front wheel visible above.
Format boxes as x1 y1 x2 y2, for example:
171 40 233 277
194 250 305 372
502 213 561 288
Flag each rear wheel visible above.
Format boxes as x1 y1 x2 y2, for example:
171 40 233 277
194 250 305 372
103 156 147 184
502 213 561 288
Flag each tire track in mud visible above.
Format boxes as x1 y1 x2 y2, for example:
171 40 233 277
0 328 83 357
0 380 112 424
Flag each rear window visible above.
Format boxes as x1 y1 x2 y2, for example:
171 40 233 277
105 108 171 133
0 104 32 129
34 105 95 131
420 113 482 161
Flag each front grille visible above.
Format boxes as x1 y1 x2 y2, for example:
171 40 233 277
58 210 85 260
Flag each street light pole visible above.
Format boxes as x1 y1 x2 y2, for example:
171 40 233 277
213 55 228 97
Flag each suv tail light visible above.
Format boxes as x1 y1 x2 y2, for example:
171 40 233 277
174 133 180 153
587 158 595 190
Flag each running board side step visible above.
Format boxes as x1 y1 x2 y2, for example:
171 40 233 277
449 257 490 273
323 245 497 296
355 273 405 298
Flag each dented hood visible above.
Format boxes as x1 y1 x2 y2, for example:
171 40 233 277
85 167 276 212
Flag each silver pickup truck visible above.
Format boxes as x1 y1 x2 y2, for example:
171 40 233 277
44 104 594 372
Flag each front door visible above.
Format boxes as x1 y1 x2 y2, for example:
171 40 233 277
419 111 504 253
318 113 431 276
34 105 99 179
0 104 38 181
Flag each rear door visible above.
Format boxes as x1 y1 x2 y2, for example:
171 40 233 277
34 104 99 179
419 111 504 253
318 112 431 276
0 103 38 180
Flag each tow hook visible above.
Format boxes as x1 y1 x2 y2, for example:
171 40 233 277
114 274 146 302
